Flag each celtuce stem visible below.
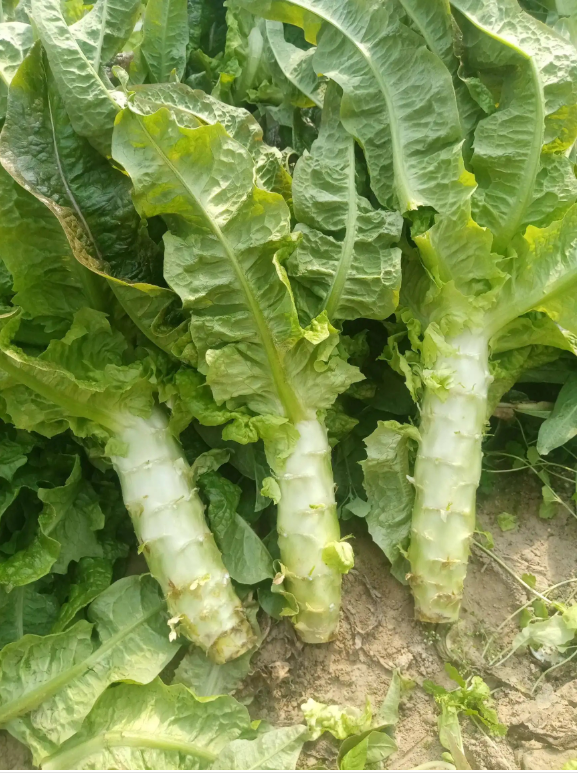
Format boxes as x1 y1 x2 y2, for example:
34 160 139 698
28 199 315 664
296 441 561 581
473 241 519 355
277 418 347 642
111 408 255 662
408 330 492 623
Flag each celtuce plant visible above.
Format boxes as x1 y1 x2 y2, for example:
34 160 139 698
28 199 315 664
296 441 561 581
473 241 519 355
238 0 577 622
0 32 256 659
0 238 254 661
111 101 362 643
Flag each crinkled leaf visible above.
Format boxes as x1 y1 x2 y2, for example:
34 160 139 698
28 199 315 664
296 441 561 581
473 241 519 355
0 583 59 649
112 107 362 430
452 0 577 250
301 697 372 741
288 83 402 323
173 645 253 698
0 428 34 482
40 679 251 770
0 21 34 119
0 308 155 440
29 0 120 155
488 206 577 336
141 0 189 83
362 421 419 583
0 455 105 586
130 81 292 196
234 0 475 213
211 724 308 770
51 557 113 633
0 575 179 762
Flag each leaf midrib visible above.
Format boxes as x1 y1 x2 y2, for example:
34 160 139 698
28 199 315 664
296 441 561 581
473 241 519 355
0 601 164 724
265 22 322 108
46 87 100 259
487 264 577 336
135 114 304 422
42 729 218 769
284 0 415 210
454 6 545 249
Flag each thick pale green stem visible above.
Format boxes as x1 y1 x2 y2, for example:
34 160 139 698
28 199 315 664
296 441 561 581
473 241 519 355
277 418 344 642
111 408 255 662
408 330 491 623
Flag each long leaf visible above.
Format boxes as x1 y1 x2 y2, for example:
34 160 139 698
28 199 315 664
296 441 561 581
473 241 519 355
451 0 577 249
233 0 474 213
40 680 250 770
0 575 179 763
288 83 402 322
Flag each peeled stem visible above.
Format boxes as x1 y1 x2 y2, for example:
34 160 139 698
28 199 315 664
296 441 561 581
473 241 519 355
112 408 255 662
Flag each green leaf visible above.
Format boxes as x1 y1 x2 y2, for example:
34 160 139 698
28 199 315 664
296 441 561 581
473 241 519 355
51 557 113 633
301 697 372 741
339 730 397 771
375 670 411 727
29 0 120 155
0 583 59 649
337 670 408 769
0 21 34 119
537 373 577 454
0 456 105 587
0 428 34 482
497 512 518 532
0 42 158 287
0 575 179 763
211 724 308 770
489 206 577 337
511 607 577 653
40 679 251 770
539 484 559 519
361 421 419 583
199 471 274 585
141 0 189 83
131 81 292 197
264 20 323 108
70 0 141 71
0 308 155 440
234 0 475 213
287 82 402 323
424 672 506 738
0 165 89 336
522 572 537 588
173 645 253 697
451 0 577 250
260 475 281 504
112 106 362 426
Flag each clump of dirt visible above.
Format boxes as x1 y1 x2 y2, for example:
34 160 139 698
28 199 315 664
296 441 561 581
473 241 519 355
1 473 576 771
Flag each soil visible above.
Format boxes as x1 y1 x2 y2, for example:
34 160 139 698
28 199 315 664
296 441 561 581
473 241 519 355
1 472 576 771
